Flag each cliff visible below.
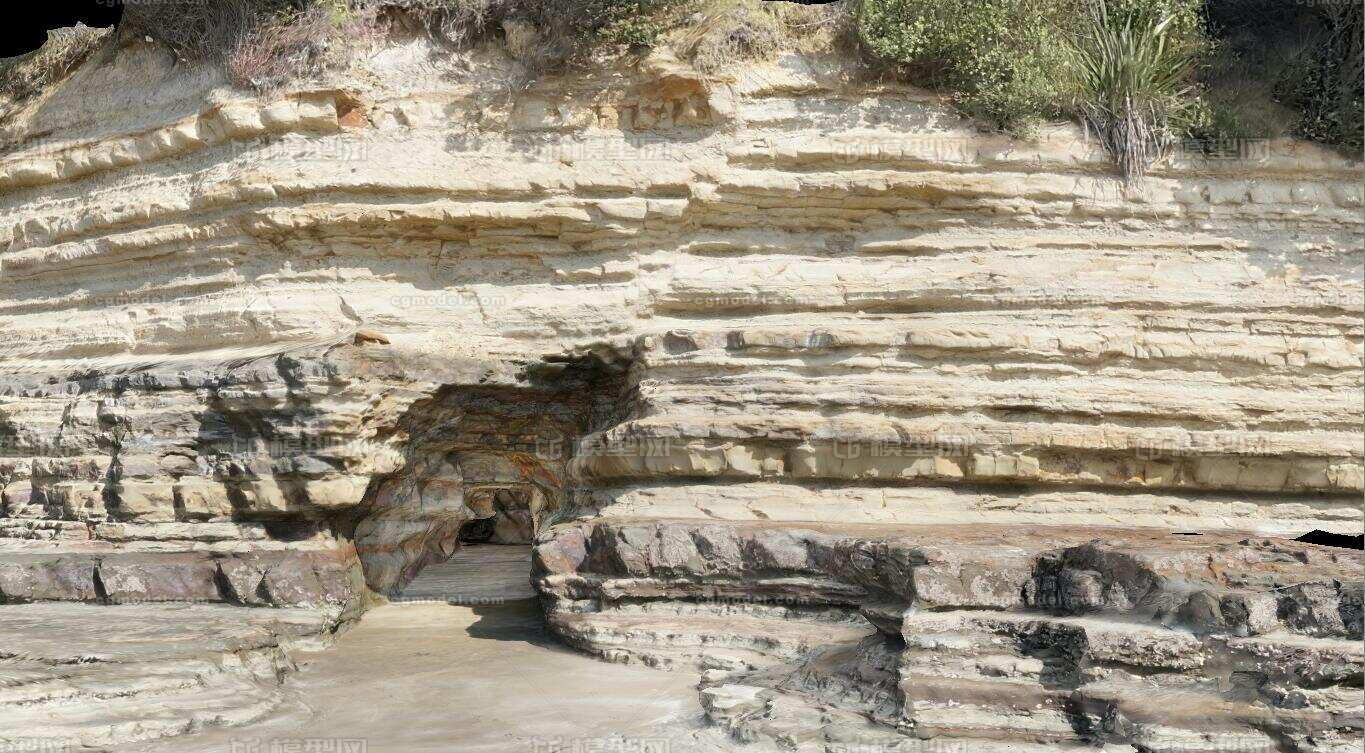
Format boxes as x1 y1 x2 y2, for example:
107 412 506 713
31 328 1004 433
1 31 1361 751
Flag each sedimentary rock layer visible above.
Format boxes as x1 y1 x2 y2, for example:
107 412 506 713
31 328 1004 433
0 32 1360 750
536 520 1363 751
0 602 342 749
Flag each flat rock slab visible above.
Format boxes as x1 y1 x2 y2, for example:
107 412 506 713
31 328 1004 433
394 543 535 605
0 603 342 750
0 602 337 664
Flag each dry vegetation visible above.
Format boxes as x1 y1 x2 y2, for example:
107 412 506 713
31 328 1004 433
0 24 111 114
111 0 846 86
678 0 847 73
116 0 382 90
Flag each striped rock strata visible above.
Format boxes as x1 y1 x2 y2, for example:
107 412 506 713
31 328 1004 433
0 32 1361 750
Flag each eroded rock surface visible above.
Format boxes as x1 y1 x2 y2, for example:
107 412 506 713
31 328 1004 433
536 522 1363 751
0 602 340 749
0 29 1361 751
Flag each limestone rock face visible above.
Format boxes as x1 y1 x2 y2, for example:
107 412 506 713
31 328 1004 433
0 35 1361 750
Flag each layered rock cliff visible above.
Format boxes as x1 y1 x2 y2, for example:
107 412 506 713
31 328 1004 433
1 30 1361 751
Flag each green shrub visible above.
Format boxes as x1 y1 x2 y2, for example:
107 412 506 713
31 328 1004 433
599 3 677 49
855 0 1220 171
1065 0 1208 179
856 0 1080 133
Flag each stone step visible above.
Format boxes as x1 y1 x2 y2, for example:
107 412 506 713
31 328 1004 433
903 704 1084 743
394 543 534 604
549 605 875 666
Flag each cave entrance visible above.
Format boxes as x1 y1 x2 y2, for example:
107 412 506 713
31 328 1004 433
393 483 540 605
349 450 559 600
350 352 634 604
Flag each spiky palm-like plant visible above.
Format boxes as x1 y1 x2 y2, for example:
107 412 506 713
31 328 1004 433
1068 0 1202 181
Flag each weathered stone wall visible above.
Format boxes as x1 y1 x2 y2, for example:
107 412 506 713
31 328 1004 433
0 35 1360 751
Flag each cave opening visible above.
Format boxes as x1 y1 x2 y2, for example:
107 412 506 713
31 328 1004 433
344 443 565 602
340 348 635 605
393 481 542 605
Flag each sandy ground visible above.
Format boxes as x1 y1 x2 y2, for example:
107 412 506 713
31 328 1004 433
131 547 733 753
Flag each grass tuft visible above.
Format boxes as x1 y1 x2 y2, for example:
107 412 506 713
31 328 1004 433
1065 0 1206 180
679 0 786 72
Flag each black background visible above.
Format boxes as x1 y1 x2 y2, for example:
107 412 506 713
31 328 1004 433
1 2 123 58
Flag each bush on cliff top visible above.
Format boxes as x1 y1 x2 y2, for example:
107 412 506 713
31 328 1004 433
118 0 296 63
1293 2 1363 152
117 0 838 86
856 0 1080 133
116 0 682 86
855 0 1211 146
678 0 848 72
394 0 839 72
393 0 675 59
856 0 1362 168
1197 0 1362 155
